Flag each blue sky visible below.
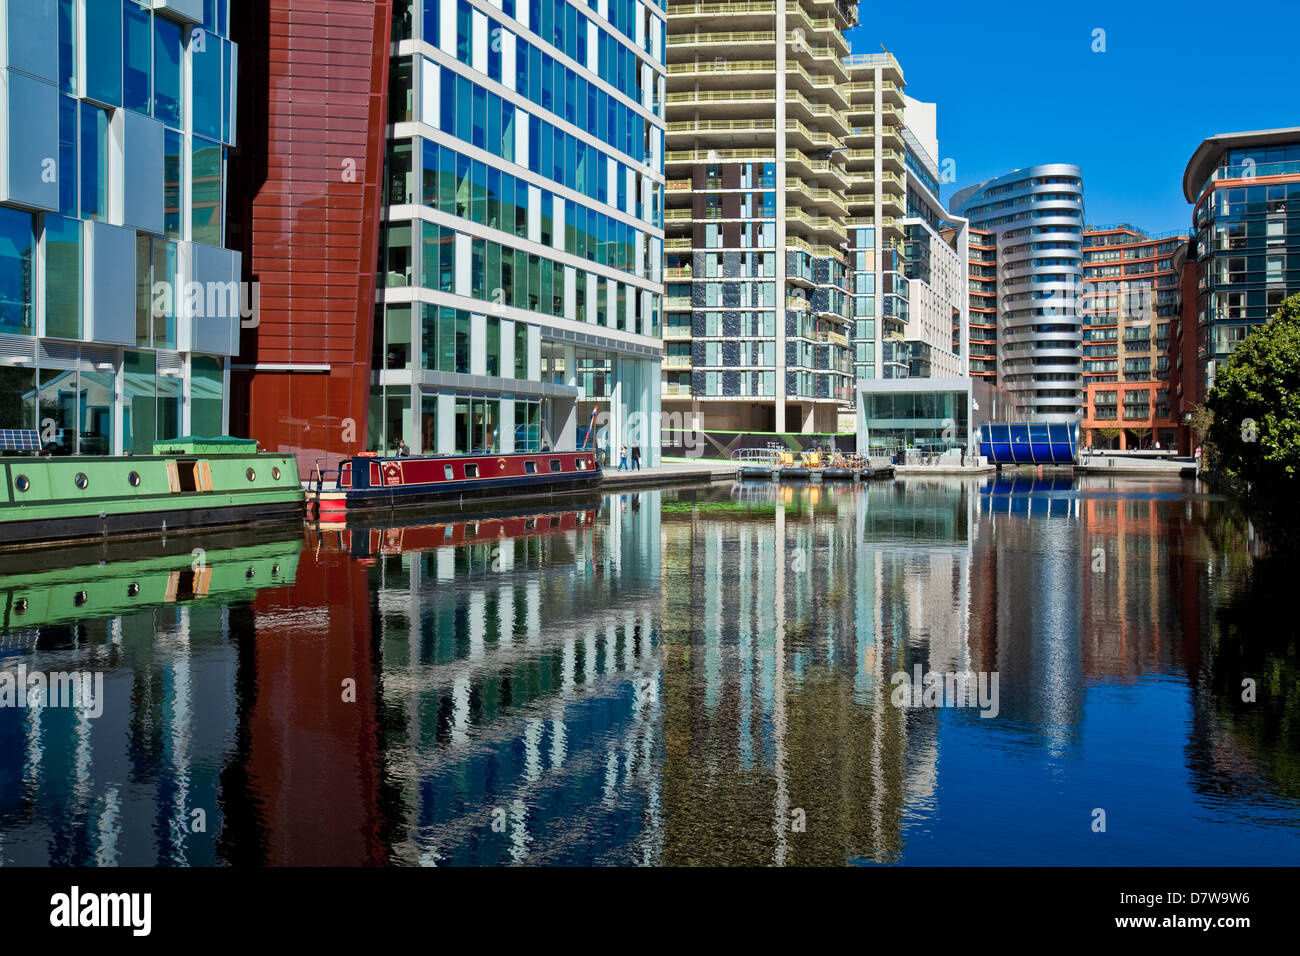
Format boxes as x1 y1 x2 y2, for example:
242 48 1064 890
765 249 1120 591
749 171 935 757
847 0 1300 234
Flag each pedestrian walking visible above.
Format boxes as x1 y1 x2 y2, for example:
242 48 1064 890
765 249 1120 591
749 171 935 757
631 442 641 471
618 444 628 471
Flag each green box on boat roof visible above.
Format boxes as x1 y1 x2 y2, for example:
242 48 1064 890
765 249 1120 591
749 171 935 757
151 436 261 456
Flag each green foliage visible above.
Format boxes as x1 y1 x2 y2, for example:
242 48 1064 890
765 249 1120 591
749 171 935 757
1188 402 1215 462
1094 427 1121 449
1207 293 1300 546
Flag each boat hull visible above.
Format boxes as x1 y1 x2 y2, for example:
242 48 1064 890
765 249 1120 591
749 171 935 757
1 452 305 550
316 451 602 521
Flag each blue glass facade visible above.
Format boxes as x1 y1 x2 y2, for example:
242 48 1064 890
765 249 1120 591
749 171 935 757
1188 135 1300 393
0 0 240 455
379 0 665 462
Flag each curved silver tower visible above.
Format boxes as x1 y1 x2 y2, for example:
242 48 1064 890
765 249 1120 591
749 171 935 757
951 165 1084 422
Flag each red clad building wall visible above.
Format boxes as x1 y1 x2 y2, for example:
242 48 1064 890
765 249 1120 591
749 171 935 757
228 1 393 477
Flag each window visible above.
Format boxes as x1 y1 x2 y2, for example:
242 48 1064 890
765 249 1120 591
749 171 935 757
484 313 502 377
84 0 122 105
44 217 82 339
57 0 77 94
0 208 35 335
549 459 561 473
191 31 224 140
124 2 152 114
386 223 412 287
191 137 223 245
525 460 537 474
52 96 83 219
121 351 156 453
163 130 183 237
465 463 479 478
515 321 529 378
79 104 110 221
192 357 223 437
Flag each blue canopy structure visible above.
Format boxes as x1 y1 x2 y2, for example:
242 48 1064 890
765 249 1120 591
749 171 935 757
978 422 1079 466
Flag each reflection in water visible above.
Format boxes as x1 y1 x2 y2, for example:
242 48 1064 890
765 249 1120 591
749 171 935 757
1 477 1296 865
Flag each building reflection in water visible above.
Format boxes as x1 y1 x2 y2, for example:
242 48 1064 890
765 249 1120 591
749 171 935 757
355 498 665 866
0 538 301 865
0 475 1292 865
659 480 981 865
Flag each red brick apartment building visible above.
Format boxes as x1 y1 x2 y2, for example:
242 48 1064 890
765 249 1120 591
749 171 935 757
1080 224 1186 450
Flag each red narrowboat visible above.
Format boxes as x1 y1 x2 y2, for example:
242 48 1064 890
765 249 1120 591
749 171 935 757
312 451 601 522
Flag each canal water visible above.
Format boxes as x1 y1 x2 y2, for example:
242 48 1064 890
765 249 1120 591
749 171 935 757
1 474 1296 866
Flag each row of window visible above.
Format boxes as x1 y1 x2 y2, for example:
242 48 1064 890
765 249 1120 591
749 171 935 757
62 1 234 144
1196 181 1297 227
385 219 656 334
0 353 223 454
379 304 529 379
53 98 223 244
0 206 218 347
396 139 646 279
399 65 660 225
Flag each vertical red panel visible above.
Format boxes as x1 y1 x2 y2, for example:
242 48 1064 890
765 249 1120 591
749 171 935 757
229 0 393 477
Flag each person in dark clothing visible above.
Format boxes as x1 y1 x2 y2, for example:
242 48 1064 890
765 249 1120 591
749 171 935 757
631 443 641 471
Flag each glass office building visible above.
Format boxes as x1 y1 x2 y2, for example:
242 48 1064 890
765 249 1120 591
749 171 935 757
375 0 665 463
1181 128 1300 397
854 377 972 453
0 0 240 455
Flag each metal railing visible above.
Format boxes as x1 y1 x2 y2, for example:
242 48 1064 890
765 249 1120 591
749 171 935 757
731 447 784 463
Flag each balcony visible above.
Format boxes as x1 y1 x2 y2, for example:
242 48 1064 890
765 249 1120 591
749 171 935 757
667 148 777 166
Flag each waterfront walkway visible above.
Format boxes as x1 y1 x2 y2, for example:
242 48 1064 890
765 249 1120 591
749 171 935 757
1075 454 1196 476
895 463 996 476
599 459 735 490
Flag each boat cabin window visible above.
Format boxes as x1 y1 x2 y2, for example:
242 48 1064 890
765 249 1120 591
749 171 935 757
576 459 586 470
177 460 200 492
465 464 479 478
444 465 454 479
525 517 537 530
549 459 561 473
549 515 562 528
525 460 537 474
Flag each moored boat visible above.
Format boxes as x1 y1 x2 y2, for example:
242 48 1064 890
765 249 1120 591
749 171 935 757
313 449 601 522
0 436 304 550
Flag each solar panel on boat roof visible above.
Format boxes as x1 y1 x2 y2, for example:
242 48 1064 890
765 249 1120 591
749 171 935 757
0 429 42 451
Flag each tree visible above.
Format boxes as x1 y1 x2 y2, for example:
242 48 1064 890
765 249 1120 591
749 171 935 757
1127 425 1152 449
1095 426 1121 449
1207 292 1300 546
1188 402 1214 455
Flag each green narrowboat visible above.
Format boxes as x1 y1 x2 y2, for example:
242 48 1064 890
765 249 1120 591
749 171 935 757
0 436 305 551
